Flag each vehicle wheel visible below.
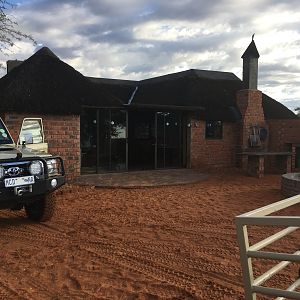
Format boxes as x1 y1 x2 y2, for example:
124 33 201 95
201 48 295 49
25 194 56 222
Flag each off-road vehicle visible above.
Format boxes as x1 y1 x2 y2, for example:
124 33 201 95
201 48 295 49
0 117 65 221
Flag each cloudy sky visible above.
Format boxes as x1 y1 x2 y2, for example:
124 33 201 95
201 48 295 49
1 0 300 111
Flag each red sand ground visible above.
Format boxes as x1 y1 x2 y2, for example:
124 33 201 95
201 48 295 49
0 173 299 299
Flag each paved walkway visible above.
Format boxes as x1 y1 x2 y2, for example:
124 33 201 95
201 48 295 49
74 169 207 188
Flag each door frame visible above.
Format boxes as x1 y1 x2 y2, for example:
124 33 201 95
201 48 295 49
81 107 187 173
81 107 128 173
154 111 185 169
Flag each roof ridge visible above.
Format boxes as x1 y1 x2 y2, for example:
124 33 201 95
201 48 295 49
33 47 59 59
140 69 193 83
141 69 240 84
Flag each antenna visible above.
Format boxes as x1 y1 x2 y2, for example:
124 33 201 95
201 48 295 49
252 33 255 41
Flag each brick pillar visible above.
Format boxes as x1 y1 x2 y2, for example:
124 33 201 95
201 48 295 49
236 89 266 151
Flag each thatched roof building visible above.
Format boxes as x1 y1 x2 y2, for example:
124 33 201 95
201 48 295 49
0 47 122 115
0 44 298 179
87 69 297 121
0 46 297 120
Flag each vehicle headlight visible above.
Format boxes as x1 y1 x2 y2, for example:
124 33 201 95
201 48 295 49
46 158 61 176
0 166 4 179
29 161 43 175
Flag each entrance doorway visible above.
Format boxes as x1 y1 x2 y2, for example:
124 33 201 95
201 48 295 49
80 108 186 173
128 111 155 170
156 112 183 168
81 108 127 173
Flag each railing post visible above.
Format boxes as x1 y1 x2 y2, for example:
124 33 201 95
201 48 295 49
236 219 256 300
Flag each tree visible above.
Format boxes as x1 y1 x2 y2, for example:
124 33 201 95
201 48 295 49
0 0 35 52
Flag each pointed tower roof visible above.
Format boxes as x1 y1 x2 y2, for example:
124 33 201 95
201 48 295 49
241 39 260 59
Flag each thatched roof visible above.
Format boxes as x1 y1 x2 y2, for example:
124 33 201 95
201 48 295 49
0 47 296 121
0 47 122 114
87 68 297 121
132 69 244 121
87 77 137 104
262 94 298 119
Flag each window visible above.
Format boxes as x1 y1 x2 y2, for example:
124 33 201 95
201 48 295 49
205 120 223 139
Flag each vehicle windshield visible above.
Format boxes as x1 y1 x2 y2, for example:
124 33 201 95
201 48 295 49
0 119 13 145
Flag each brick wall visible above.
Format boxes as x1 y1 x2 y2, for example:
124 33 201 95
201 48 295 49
236 89 266 150
268 119 300 151
2 112 80 181
190 120 238 169
190 90 268 171
268 119 300 171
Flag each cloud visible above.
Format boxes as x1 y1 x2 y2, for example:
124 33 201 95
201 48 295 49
283 100 300 111
0 0 299 110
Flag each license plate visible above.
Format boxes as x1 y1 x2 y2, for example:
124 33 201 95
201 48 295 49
4 176 35 188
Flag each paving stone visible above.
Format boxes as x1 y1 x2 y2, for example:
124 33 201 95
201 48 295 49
74 169 207 188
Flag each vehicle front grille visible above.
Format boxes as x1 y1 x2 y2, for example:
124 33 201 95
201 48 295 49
1 161 31 178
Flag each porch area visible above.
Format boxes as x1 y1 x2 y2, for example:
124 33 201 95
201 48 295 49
74 169 207 188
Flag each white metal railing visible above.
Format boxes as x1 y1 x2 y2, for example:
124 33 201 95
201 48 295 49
236 194 300 300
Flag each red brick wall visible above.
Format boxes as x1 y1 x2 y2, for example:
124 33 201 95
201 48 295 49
2 112 80 181
268 119 300 171
236 89 266 150
268 119 300 151
190 90 269 171
190 120 238 169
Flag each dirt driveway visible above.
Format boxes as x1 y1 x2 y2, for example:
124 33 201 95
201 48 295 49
0 173 298 299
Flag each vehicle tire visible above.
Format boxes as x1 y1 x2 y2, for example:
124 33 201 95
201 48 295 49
25 194 56 222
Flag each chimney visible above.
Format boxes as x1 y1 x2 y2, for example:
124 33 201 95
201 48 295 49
6 60 23 73
236 37 266 154
241 35 260 89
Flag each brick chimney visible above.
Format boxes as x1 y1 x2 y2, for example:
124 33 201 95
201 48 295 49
6 60 23 73
236 37 266 151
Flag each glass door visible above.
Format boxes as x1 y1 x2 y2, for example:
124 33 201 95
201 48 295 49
156 112 182 169
98 109 128 172
81 108 128 174
156 112 165 169
81 108 185 173
98 109 110 172
128 111 155 170
110 110 127 171
80 108 97 173
165 112 182 168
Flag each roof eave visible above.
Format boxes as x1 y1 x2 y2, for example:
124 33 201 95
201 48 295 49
128 103 205 111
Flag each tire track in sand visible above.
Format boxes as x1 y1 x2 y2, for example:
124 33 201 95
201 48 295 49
0 281 23 300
